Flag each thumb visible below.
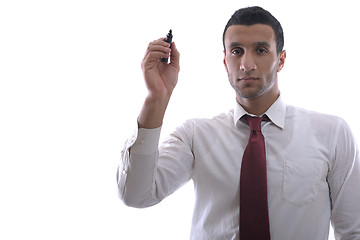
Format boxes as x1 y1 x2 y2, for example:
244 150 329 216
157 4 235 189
169 41 180 71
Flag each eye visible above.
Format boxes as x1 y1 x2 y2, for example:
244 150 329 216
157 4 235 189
231 48 243 55
257 48 268 54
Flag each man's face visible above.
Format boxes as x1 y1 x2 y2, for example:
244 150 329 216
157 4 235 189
223 24 286 101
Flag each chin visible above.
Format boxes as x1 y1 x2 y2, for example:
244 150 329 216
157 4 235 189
236 87 263 100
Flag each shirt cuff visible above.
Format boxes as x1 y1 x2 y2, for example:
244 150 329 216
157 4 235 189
130 127 162 155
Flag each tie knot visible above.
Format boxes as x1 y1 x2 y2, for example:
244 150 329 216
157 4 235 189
243 115 265 131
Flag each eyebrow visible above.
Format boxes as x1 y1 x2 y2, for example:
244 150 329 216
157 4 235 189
229 41 271 49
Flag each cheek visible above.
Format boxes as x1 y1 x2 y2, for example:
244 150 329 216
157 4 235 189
265 61 279 82
226 65 236 80
224 59 237 74
272 59 281 74
260 58 278 75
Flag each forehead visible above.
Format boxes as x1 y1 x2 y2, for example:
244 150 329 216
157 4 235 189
224 24 276 49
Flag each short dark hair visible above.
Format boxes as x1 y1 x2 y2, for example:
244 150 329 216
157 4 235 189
223 6 284 54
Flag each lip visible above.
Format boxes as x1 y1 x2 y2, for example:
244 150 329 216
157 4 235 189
239 76 259 81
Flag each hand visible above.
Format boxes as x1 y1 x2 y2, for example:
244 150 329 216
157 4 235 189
141 38 180 101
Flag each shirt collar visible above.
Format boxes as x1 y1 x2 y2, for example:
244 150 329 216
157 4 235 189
233 95 286 129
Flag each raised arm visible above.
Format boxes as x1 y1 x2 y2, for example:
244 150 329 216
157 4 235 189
117 37 186 207
138 38 180 129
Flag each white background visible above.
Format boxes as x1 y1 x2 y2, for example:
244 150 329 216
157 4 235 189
1 0 359 239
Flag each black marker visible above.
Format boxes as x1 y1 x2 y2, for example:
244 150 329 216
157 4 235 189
161 29 173 63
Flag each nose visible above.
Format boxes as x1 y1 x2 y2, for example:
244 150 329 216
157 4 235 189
240 52 257 72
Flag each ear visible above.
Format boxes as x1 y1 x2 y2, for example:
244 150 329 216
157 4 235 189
277 50 286 72
223 50 228 72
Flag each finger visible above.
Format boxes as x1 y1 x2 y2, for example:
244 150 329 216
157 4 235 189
144 39 171 58
143 50 170 64
147 44 171 54
146 38 172 56
142 38 173 68
149 38 171 48
143 45 171 62
169 41 180 69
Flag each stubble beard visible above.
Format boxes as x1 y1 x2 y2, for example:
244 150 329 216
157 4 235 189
233 83 264 99
228 77 265 100
228 71 277 100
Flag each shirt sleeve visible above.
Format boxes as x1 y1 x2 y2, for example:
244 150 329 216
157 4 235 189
328 118 360 239
117 121 195 208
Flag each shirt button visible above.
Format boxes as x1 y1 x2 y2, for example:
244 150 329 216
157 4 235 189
122 170 127 175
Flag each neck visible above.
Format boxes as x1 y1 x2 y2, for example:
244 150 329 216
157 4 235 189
237 89 280 116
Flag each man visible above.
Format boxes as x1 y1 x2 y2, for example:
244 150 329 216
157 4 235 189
117 6 360 239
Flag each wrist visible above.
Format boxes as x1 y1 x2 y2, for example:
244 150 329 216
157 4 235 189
138 94 171 129
145 91 171 105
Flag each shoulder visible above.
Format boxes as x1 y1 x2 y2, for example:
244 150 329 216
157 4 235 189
174 110 236 137
185 109 235 129
168 110 235 145
283 106 359 163
285 105 356 148
286 105 344 128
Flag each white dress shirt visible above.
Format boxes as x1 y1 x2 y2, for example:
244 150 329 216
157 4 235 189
117 96 360 240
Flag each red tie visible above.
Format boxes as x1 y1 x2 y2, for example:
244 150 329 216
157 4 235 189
240 115 270 240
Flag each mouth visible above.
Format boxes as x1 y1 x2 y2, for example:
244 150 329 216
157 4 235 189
239 76 259 81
